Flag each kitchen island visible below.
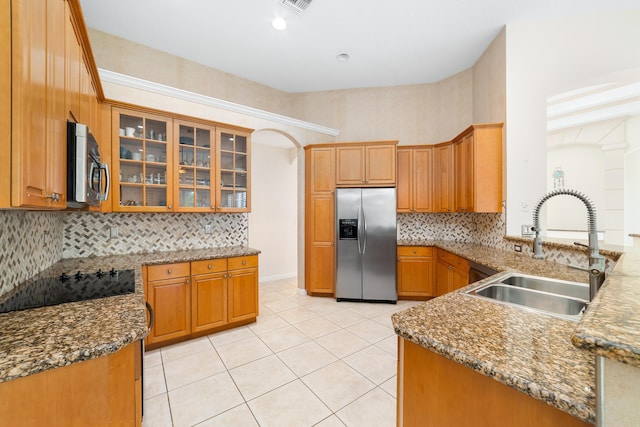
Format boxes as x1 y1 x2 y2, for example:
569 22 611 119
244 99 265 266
393 239 640 426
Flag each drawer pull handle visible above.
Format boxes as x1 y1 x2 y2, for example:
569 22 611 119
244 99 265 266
167 269 172 275
413 250 417 254
208 264 212 269
242 260 247 265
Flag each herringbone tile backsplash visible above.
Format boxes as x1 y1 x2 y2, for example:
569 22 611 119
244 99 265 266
0 211 64 296
0 209 614 298
63 212 248 258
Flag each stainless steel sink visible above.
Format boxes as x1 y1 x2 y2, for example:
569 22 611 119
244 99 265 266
465 272 589 321
499 274 589 301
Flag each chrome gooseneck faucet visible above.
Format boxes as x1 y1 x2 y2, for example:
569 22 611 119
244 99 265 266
531 189 606 301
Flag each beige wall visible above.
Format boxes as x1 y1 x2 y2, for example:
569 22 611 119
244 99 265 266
89 29 474 147
472 28 506 125
248 141 298 281
88 29 292 117
289 71 473 146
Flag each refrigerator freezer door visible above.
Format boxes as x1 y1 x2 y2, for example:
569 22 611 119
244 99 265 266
361 188 397 301
336 189 364 300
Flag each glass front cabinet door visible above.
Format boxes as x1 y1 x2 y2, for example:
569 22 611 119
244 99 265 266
112 109 173 212
174 120 216 212
217 128 251 212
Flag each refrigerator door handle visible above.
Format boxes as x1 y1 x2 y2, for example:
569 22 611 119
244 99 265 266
362 206 367 254
357 203 363 254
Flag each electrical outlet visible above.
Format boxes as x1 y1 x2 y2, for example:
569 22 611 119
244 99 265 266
521 224 535 237
205 224 212 234
110 226 118 239
514 244 522 252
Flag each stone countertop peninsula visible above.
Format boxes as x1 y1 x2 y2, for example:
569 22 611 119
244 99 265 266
0 246 260 384
394 240 612 424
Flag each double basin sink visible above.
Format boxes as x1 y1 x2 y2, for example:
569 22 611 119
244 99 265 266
465 272 589 321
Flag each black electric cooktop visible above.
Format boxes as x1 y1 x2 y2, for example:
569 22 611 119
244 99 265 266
0 269 135 314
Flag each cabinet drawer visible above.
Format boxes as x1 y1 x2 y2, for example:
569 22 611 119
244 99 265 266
228 255 258 271
192 258 228 275
437 250 469 269
147 262 190 282
398 246 433 257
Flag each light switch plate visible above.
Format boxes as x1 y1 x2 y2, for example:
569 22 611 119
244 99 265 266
110 226 118 239
205 224 212 234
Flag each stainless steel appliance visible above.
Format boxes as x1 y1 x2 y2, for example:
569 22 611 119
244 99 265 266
67 121 109 207
336 188 397 303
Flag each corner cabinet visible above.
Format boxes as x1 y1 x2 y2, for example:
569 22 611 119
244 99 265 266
433 142 454 213
111 107 252 212
435 249 469 296
397 146 434 213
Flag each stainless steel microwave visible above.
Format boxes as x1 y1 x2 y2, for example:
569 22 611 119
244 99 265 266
67 122 109 208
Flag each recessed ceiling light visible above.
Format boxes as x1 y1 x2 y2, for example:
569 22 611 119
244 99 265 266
272 17 287 30
336 53 350 62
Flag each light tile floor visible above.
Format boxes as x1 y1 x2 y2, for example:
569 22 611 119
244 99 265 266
142 277 420 427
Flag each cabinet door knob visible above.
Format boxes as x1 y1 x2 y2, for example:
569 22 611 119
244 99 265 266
242 260 247 265
167 269 172 275
224 273 228 278
167 205 172 209
208 264 212 269
185 279 190 284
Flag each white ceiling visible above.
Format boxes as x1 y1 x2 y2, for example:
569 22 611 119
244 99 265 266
80 0 640 93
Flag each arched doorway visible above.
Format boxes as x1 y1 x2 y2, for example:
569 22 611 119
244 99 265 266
248 129 301 283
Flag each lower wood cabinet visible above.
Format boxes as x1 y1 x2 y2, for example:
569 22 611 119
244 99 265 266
397 338 590 427
145 255 259 349
435 249 469 296
397 246 434 299
146 262 191 345
0 341 142 427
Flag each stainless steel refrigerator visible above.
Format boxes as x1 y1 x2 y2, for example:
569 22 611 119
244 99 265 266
335 188 397 303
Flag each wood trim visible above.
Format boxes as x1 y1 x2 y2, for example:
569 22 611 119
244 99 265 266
67 0 104 100
0 0 11 207
105 99 255 133
304 140 399 150
452 122 504 141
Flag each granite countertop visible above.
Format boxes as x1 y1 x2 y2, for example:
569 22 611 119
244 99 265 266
0 246 260 384
572 244 640 367
394 240 597 423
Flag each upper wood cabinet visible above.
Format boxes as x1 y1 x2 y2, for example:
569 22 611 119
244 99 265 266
434 142 454 213
111 107 252 213
452 123 503 213
397 146 434 213
1 0 102 209
217 128 251 212
336 142 397 187
2 0 66 208
308 146 336 193
112 108 174 212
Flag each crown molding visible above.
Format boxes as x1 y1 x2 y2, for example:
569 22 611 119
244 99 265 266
98 69 341 137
